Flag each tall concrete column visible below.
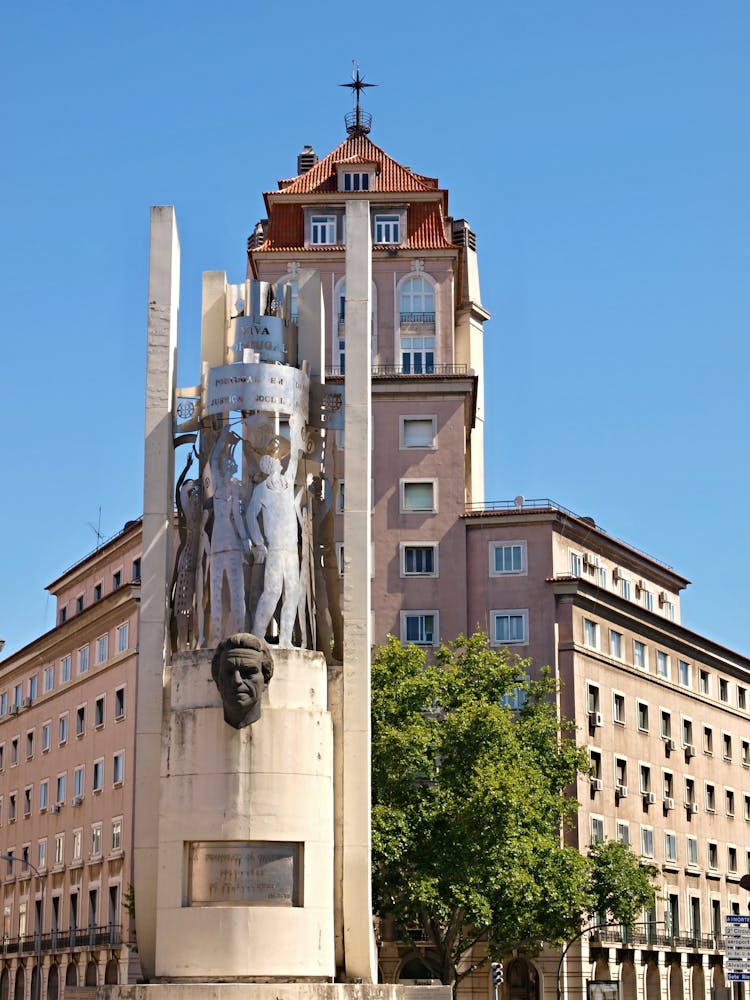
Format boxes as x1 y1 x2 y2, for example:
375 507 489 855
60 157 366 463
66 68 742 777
341 200 377 982
134 206 180 978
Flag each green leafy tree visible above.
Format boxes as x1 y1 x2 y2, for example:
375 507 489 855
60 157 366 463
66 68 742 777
371 633 655 991
587 839 657 928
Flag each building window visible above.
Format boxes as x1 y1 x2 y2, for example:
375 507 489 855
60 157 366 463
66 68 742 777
342 171 370 191
401 480 435 512
620 577 631 600
492 611 528 645
37 839 47 870
55 774 65 805
590 816 604 843
686 836 698 867
570 551 583 577
642 589 654 611
639 764 651 794
613 692 625 725
58 714 68 745
39 781 48 811
637 702 649 732
744 794 750 821
663 600 675 620
723 732 733 761
95 697 105 727
615 757 628 792
59 607 67 624
682 717 693 748
95 634 109 664
76 705 85 737
641 827 654 858
74 767 84 799
115 687 125 720
13 684 22 709
43 666 54 692
587 684 600 715
728 846 738 873
132 558 141 581
28 676 37 701
91 824 102 858
54 834 64 866
703 726 713 754
75 595 84 614
23 787 31 817
660 710 672 739
490 542 526 576
400 334 435 374
374 214 400 244
656 651 669 678
400 276 435 323
401 544 438 577
742 739 749 766
589 749 602 781
72 828 82 862
401 612 438 646
719 678 729 702
93 583 102 602
598 566 608 589
665 832 677 861
116 623 129 654
609 630 622 659
663 771 674 800
310 215 336 245
112 818 123 852
616 821 629 844
685 777 695 807
678 660 691 687
113 752 124 786
93 760 103 792
583 619 598 649
707 842 719 870
399 416 436 449
60 656 72 683
705 783 716 812
727 789 735 816
112 570 122 590
633 640 648 670
78 645 89 674
8 793 16 823
25 731 34 759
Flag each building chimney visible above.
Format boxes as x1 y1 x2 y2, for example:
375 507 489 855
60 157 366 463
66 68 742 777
297 145 318 175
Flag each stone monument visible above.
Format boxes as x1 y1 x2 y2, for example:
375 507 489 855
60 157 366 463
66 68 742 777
104 201 447 1000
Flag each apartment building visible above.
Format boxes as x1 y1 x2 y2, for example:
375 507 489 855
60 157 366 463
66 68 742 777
0 520 141 998
1 117 747 1000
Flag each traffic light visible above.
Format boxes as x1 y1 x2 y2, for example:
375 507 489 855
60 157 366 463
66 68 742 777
491 962 504 987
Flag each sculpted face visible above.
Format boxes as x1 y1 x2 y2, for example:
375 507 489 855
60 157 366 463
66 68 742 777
212 636 273 729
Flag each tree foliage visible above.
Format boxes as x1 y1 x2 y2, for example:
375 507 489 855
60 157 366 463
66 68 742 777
371 633 656 988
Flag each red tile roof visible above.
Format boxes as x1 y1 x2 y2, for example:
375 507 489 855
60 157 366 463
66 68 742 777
272 135 440 195
254 135 455 253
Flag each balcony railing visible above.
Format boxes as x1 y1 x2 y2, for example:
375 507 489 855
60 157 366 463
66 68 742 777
590 927 721 950
325 364 469 379
399 312 435 324
0 924 122 955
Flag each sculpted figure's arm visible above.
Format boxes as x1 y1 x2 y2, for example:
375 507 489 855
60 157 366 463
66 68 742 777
286 411 304 486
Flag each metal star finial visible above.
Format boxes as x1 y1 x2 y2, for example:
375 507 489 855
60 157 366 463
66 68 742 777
340 61 377 137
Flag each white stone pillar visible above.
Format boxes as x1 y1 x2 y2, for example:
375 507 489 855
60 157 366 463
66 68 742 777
341 200 377 982
134 206 180 978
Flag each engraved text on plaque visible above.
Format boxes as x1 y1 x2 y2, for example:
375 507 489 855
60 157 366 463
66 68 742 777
187 841 302 907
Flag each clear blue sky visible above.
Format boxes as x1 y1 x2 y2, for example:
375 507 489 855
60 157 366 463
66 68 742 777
1 2 748 657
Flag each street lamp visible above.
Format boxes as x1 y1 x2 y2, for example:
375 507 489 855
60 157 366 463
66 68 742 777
0 854 45 1000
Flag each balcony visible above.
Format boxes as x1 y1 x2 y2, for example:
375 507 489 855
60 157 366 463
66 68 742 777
0 924 123 955
590 926 721 951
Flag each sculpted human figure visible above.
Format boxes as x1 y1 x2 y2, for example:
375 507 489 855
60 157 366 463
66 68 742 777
247 412 304 647
207 427 249 643
309 474 343 663
211 633 274 729
173 452 204 651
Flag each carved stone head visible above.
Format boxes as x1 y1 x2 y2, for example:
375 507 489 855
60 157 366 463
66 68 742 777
211 633 274 729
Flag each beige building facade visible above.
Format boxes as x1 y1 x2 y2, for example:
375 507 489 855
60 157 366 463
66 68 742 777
1 127 748 1000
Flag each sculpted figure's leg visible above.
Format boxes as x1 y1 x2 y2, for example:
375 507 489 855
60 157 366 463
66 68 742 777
210 553 228 644
279 550 301 648
252 553 283 640
225 558 246 636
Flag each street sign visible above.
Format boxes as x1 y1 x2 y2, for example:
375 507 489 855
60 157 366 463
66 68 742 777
725 915 750 981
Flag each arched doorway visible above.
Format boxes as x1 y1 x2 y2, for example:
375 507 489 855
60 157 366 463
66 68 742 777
47 963 60 1000
30 966 39 1000
397 954 442 982
621 961 637 1000
13 966 24 1000
646 961 661 1000
85 959 98 986
669 962 684 1000
691 963 705 1000
105 959 119 985
508 958 540 1000
595 958 611 980
0 969 8 1000
713 965 726 996
66 961 78 986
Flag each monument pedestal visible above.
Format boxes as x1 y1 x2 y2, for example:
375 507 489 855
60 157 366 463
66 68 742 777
153 648 335 980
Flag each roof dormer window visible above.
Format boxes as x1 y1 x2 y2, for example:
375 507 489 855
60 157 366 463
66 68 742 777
336 162 376 193
343 171 369 192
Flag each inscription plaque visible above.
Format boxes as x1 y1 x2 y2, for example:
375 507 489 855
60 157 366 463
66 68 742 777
187 841 302 907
